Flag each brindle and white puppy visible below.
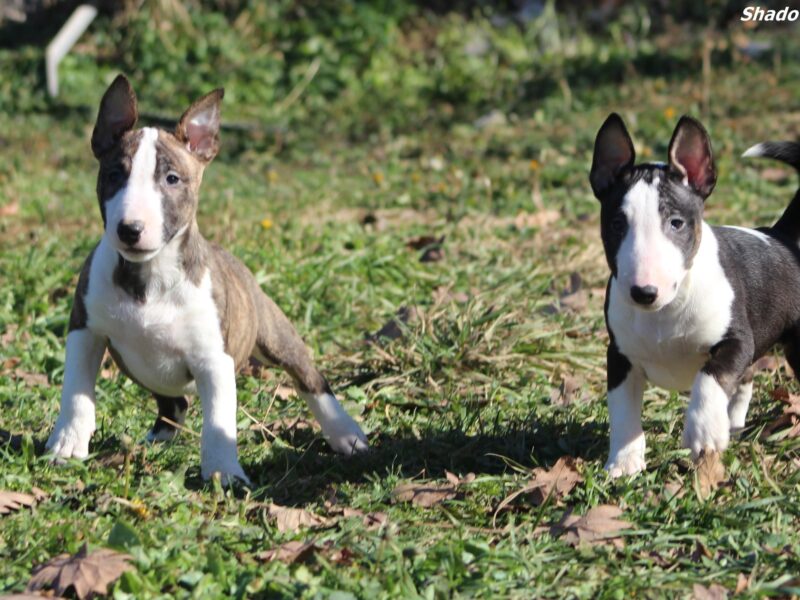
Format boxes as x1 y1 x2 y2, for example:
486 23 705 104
46 75 368 484
591 113 800 477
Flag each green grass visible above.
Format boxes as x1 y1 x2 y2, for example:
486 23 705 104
2 18 800 600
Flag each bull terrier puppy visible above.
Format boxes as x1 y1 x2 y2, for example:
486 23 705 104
46 75 368 484
590 113 800 477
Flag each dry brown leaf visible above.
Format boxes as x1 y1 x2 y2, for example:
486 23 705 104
256 540 317 564
761 392 800 440
11 369 48 388
543 272 588 314
340 507 388 530
496 457 583 519
760 167 791 183
444 471 476 486
513 209 560 229
695 450 726 499
556 504 632 548
1 323 19 346
692 582 728 600
753 355 783 373
0 490 37 515
734 573 749 595
662 480 686 501
272 384 297 401
550 374 583 407
26 544 133 599
0 594 51 599
267 504 329 533
432 286 469 306
0 200 19 217
391 481 457 507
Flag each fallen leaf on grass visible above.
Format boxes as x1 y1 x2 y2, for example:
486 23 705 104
734 573 750 594
495 456 583 518
406 235 445 263
1 323 19 345
759 167 791 183
444 471 476 486
256 540 317 564
760 391 800 440
695 450 726 499
554 504 632 548
267 504 330 533
753 355 783 373
692 582 728 600
26 544 133 599
365 306 419 343
391 481 457 507
0 491 37 515
340 507 389 530
549 374 583 407
11 368 48 388
0 200 19 217
513 209 560 229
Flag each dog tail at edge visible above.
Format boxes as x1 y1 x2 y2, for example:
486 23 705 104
743 141 800 238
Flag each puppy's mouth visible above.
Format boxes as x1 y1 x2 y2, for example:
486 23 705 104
117 245 161 262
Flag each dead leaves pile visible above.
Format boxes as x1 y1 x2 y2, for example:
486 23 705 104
25 544 133 599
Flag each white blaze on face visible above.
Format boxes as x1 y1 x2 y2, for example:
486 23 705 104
616 178 686 310
104 127 164 260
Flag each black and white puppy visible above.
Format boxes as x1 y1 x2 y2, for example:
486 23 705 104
46 75 368 484
590 113 800 477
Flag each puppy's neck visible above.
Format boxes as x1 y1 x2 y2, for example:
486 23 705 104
112 221 206 302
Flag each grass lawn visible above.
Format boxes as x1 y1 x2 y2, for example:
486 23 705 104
2 23 800 599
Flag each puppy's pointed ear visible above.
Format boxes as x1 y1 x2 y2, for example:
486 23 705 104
668 116 716 199
91 75 138 158
590 113 635 197
175 89 224 163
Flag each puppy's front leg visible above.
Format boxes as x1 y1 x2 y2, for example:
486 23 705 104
192 354 250 485
47 329 106 459
605 343 646 478
683 337 753 458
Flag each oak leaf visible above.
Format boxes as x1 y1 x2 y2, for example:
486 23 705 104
26 544 133 599
695 449 726 499
391 481 457 507
555 504 632 548
267 504 329 533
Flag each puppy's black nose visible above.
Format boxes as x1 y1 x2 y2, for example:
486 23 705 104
117 220 145 245
630 285 658 305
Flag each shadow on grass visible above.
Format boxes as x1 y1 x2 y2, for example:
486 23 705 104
241 413 609 505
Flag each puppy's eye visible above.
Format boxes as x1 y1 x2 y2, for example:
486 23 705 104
165 172 181 185
670 217 685 231
611 214 626 234
107 167 125 184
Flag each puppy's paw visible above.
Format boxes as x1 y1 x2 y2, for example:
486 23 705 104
201 458 251 487
46 416 94 461
604 437 646 478
682 410 730 459
325 416 369 456
145 426 178 443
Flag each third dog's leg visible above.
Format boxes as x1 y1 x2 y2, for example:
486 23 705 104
147 395 189 442
254 294 367 455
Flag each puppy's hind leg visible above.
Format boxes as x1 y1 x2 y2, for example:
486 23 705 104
146 395 189 442
253 293 368 455
728 365 754 433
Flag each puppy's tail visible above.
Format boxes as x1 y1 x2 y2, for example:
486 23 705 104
743 141 800 238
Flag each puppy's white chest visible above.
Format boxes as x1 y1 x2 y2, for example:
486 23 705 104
607 228 734 391
84 241 223 396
